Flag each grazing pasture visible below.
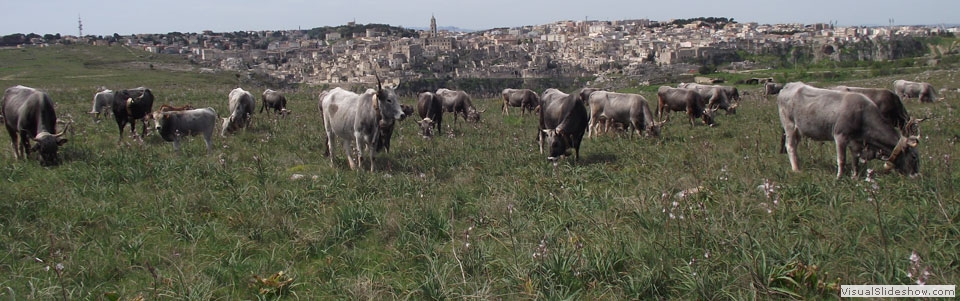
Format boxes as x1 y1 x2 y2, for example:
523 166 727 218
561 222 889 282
0 45 958 299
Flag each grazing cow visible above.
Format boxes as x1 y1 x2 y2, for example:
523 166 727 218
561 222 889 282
893 80 938 103
89 89 114 122
501 88 540 116
152 107 217 155
112 87 155 143
417 91 443 136
830 86 919 136
589 91 662 138
764 82 784 96
2 85 69 165
437 88 481 125
260 89 291 116
320 79 405 171
678 83 737 114
778 82 920 178
538 88 589 164
221 88 255 136
657 86 714 126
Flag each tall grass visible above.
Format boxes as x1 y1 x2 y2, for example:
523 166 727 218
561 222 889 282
0 45 958 299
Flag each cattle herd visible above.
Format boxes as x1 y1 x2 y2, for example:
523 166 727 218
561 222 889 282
0 77 939 178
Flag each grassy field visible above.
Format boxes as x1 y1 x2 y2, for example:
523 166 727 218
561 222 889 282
1 45 958 300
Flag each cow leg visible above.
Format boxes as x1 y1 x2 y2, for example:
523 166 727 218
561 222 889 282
204 132 213 155
6 128 20 159
785 131 801 172
173 136 182 155
341 140 356 170
835 137 849 179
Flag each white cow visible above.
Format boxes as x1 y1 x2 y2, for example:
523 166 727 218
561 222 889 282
221 88 255 136
320 79 405 171
89 89 114 122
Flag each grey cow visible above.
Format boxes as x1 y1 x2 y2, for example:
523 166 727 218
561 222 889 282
893 79 938 103
501 88 539 116
437 88 481 126
656 86 714 126
320 79 405 171
778 82 920 179
588 91 662 138
153 107 217 155
2 85 69 166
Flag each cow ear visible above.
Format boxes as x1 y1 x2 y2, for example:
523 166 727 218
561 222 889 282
907 137 919 148
57 138 68 146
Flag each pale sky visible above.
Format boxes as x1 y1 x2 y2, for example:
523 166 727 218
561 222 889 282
2 0 957 36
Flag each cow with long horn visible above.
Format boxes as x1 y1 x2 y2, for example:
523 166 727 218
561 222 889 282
2 85 69 166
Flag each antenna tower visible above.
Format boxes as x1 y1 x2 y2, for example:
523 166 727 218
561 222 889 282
78 15 83 37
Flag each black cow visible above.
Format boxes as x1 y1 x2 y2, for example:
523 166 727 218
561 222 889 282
112 87 155 143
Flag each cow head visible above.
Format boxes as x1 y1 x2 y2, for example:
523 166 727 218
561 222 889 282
31 124 69 166
467 108 483 123
702 109 716 126
279 108 292 117
418 118 435 138
882 136 920 178
725 102 739 115
542 128 571 162
904 118 924 137
374 76 405 122
648 121 665 137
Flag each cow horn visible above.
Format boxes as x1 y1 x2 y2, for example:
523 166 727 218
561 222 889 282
907 136 919 148
55 122 70 138
375 74 383 92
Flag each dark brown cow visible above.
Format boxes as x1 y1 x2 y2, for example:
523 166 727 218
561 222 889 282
656 86 714 126
539 88 589 164
2 85 69 165
261 89 291 117
417 91 443 136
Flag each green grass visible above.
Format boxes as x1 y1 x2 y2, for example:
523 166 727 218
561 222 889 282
1 45 958 299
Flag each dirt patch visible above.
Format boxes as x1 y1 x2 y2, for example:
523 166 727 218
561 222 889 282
116 62 196 73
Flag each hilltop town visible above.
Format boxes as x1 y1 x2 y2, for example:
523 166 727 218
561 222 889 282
6 17 956 90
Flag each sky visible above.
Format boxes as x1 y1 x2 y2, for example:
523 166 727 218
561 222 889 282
2 0 958 36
